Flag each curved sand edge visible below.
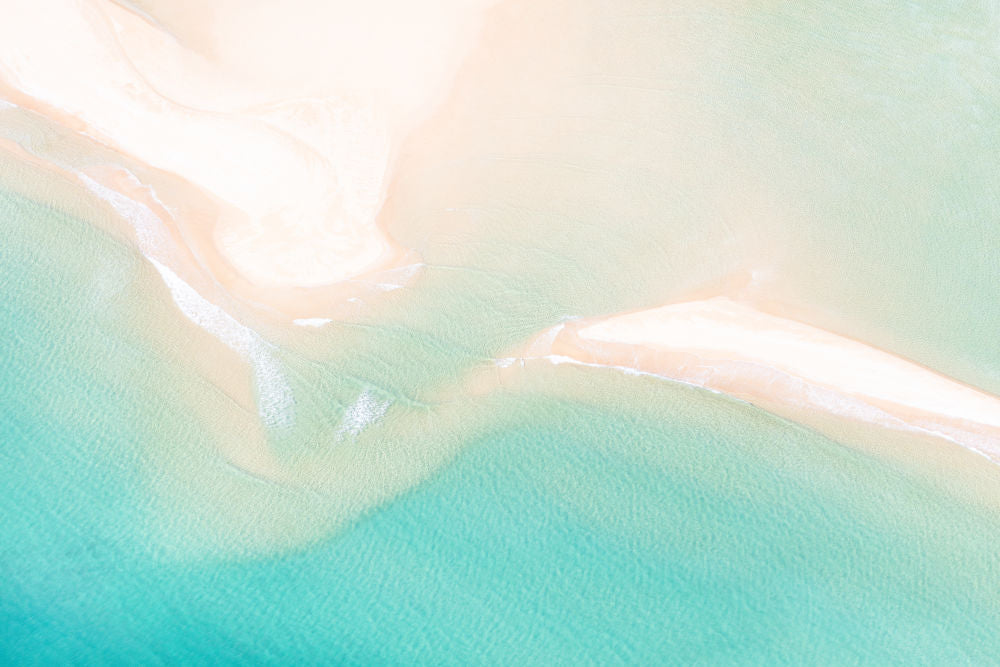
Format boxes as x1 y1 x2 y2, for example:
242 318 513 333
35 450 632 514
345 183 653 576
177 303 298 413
0 0 496 304
514 297 1000 462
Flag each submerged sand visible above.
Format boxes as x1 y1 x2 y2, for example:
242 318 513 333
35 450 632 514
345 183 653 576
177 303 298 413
0 0 501 494
4 0 1000 561
517 297 1000 461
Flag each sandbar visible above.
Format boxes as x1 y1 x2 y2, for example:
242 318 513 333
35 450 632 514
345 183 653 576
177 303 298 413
0 0 496 310
518 297 1000 461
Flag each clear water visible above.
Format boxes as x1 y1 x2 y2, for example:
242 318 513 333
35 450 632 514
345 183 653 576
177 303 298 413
4 187 1000 663
4 0 1000 662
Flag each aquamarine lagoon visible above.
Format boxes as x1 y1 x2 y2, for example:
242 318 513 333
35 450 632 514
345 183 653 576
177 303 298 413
3 0 1000 663
5 188 1000 663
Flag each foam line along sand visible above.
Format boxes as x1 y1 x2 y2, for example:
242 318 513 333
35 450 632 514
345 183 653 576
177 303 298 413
517 297 1000 461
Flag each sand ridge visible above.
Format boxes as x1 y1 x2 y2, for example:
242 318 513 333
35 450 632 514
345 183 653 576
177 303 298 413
518 297 1000 461
0 0 496 296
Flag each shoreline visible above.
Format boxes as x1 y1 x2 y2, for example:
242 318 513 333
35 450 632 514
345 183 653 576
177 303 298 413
5 0 999 493
514 297 1000 463
0 0 504 489
0 0 498 320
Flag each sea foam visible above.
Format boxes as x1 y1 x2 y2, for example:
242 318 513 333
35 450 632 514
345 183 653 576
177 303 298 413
336 389 391 440
80 174 294 428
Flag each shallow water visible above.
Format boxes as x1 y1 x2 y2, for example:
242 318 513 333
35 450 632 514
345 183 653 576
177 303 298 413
3 0 1000 662
5 184 1000 662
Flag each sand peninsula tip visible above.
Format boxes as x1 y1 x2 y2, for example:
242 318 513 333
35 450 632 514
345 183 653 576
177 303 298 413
0 0 498 315
518 297 1000 461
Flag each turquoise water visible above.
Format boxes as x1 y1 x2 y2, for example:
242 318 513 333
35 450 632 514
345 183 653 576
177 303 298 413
4 189 1000 663
5 0 1000 662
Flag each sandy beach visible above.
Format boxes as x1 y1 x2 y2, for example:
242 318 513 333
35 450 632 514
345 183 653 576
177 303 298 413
4 0 998 476
0 0 496 317
517 297 1000 461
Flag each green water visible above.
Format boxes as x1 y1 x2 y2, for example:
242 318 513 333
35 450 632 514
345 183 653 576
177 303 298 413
386 0 1000 391
4 186 1000 662
4 0 1000 662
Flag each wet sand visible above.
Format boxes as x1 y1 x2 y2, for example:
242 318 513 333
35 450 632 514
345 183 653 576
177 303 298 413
516 297 1000 461
0 0 496 313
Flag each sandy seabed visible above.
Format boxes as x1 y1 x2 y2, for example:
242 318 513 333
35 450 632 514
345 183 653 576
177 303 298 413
3 0 1000 499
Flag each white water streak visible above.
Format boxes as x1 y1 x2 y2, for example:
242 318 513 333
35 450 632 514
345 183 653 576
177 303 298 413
80 174 294 428
336 389 390 440
293 318 333 327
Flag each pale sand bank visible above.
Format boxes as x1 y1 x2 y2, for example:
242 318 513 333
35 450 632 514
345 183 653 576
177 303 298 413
517 298 1000 461
0 0 500 506
0 0 495 300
